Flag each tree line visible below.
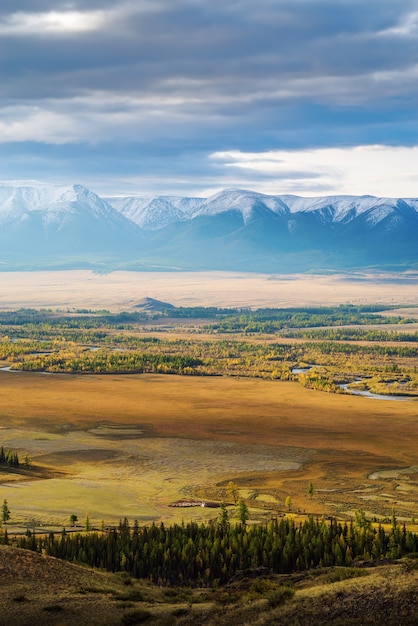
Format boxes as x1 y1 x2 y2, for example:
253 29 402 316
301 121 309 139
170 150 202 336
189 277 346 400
282 328 418 342
11 513 418 587
2 307 417 395
5 336 418 395
0 446 19 467
14 351 203 375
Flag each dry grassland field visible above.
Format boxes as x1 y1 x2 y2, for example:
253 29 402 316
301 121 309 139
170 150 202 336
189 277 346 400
0 270 418 532
0 362 417 530
0 269 418 310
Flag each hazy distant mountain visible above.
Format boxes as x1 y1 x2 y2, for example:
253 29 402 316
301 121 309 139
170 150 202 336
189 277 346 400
107 195 202 229
188 188 289 223
1 182 417 271
130 188 418 270
0 181 141 261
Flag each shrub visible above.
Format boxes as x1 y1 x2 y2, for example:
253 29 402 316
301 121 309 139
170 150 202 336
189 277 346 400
215 591 240 605
266 586 295 607
163 588 192 603
43 604 64 613
115 589 145 602
172 607 190 617
326 568 369 583
121 609 152 624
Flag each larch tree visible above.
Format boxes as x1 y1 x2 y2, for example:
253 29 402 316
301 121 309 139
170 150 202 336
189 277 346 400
237 499 249 525
1 499 11 524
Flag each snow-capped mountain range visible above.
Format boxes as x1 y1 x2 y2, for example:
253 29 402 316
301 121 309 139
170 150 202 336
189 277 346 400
106 188 418 229
0 181 417 271
0 181 139 257
108 195 202 230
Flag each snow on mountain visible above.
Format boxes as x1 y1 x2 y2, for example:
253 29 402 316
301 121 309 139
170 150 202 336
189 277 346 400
106 195 202 229
0 181 129 225
105 188 418 231
1 181 417 270
0 181 140 254
282 195 385 222
280 194 418 227
189 188 289 224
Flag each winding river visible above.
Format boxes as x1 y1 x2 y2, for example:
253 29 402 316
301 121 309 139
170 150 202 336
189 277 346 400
0 361 415 401
291 366 416 402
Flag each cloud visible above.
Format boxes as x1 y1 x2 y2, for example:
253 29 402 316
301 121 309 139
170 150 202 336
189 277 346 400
210 146 418 197
1 1 418 194
0 10 108 35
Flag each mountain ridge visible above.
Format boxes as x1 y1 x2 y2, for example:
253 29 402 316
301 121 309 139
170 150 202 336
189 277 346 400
1 181 417 272
106 187 418 230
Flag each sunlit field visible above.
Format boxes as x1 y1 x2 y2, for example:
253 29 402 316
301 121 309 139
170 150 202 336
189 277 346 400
0 269 418 310
1 370 417 530
0 269 417 533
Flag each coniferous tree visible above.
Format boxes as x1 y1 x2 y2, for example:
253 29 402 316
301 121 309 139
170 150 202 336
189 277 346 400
217 502 229 529
237 499 249 525
1 499 10 524
13 512 418 586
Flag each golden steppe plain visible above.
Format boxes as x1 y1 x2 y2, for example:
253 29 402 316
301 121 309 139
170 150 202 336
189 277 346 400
0 269 418 310
0 370 417 530
1 269 418 531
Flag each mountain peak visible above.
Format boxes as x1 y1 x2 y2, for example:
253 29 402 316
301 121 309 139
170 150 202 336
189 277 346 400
1 182 417 271
190 188 289 224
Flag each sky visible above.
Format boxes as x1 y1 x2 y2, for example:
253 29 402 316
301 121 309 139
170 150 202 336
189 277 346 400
1 0 418 198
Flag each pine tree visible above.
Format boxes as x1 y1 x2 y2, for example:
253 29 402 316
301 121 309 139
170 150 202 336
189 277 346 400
237 499 249 525
217 502 229 528
1 499 10 524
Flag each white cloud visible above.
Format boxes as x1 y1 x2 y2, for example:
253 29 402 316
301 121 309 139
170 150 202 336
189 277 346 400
0 3 166 37
211 145 418 197
378 9 418 36
0 92 228 146
0 10 108 35
0 105 83 144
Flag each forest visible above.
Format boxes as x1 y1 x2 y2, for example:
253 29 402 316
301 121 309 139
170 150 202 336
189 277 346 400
0 305 417 396
8 512 418 587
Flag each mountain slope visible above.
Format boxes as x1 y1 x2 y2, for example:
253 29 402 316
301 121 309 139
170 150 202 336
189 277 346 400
0 181 141 258
189 188 289 224
135 189 418 270
1 182 417 271
106 195 202 229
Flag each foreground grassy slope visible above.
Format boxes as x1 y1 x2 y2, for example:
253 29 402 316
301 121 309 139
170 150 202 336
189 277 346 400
2 544 418 625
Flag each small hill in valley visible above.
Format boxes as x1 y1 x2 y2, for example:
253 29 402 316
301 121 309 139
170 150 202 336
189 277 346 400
134 296 175 311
